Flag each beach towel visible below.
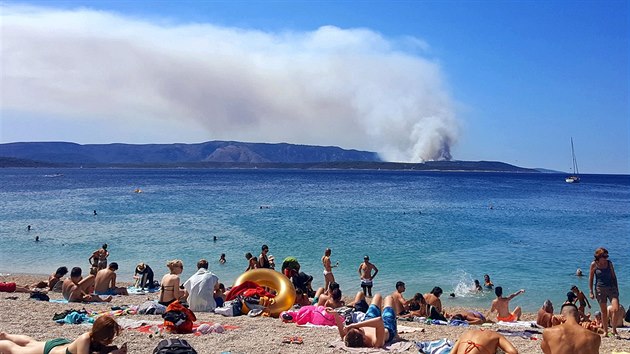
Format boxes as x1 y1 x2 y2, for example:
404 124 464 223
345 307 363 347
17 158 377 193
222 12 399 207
415 339 453 354
329 339 413 353
127 286 158 295
55 311 93 324
137 321 238 334
496 320 536 328
224 281 275 301
496 329 540 340
396 325 424 333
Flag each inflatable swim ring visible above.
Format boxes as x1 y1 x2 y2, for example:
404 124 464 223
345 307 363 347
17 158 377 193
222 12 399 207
233 269 296 317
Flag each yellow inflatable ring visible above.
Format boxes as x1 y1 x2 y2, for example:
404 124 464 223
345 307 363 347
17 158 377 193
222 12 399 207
233 268 296 317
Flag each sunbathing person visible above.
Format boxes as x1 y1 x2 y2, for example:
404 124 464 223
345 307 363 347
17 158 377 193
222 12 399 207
490 286 524 322
541 303 601 354
62 267 111 302
0 315 126 354
450 329 518 354
0 282 32 293
328 293 398 348
451 310 490 325
536 300 563 328
94 263 128 296
158 259 187 306
33 266 68 291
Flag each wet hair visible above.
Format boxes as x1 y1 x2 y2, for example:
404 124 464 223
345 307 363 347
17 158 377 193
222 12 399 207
344 328 364 347
396 281 405 289
166 259 183 271
474 279 480 286
102 244 108 250
594 247 608 260
197 259 209 270
108 262 118 271
495 286 503 297
484 274 490 279
220 253 225 258
245 252 253 260
70 267 82 278
55 266 68 277
430 287 443 296
331 288 342 301
90 316 121 347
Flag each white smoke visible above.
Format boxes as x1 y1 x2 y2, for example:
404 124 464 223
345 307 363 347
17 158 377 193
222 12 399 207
0 4 458 162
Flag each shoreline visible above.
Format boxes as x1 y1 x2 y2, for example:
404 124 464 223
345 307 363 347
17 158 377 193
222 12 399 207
1 274 628 353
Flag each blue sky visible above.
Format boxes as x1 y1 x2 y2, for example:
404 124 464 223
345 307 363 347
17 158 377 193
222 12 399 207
1 0 628 173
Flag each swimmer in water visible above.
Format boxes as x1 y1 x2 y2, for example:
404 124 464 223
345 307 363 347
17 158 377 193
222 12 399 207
576 268 583 276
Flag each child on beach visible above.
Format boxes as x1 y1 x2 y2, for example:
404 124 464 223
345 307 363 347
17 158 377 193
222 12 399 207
571 285 591 319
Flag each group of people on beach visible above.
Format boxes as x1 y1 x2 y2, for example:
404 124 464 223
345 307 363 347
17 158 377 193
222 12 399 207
0 242 625 353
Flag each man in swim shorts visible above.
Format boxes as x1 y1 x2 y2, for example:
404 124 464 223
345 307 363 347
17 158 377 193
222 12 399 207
94 262 128 296
541 303 600 354
62 267 112 302
451 329 518 354
490 286 524 322
328 293 398 348
358 255 378 297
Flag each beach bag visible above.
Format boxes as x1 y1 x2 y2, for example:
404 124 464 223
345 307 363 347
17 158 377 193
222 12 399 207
163 301 196 334
152 338 197 354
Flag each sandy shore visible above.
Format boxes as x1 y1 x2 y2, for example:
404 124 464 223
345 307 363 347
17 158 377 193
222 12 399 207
1 274 627 354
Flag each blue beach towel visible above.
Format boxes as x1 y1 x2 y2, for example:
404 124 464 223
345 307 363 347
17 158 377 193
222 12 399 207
415 338 453 354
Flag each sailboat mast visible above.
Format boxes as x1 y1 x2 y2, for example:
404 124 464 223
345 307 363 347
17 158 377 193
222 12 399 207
571 137 579 175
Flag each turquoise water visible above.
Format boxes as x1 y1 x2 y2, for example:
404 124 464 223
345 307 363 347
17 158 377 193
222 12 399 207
0 168 628 312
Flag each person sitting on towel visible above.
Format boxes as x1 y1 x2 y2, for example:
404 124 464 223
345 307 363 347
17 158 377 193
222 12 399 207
490 286 524 322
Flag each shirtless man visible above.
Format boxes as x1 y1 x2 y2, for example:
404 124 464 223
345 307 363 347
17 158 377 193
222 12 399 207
536 300 563 328
62 267 111 302
94 263 128 296
541 303 600 354
451 329 518 354
322 248 337 292
570 285 591 319
490 287 524 322
328 294 398 348
358 255 378 297
390 281 407 315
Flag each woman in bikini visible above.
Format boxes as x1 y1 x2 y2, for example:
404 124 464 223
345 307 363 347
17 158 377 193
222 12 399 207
159 259 187 306
322 248 336 292
0 315 126 354
588 247 620 338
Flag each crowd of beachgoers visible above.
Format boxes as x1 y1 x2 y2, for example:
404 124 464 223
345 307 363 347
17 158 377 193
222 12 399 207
0 243 627 353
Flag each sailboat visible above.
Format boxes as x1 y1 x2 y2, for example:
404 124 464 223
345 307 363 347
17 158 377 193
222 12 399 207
565 137 580 183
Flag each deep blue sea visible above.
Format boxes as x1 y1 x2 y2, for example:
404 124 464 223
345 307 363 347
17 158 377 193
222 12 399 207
1 168 628 312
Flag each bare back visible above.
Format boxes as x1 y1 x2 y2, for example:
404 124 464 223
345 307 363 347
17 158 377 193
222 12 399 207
94 269 115 293
451 329 518 354
160 273 183 303
491 297 511 318
541 323 600 354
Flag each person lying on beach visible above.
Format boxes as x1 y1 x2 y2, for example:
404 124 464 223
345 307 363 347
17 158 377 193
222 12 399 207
328 293 398 348
490 286 524 322
581 311 604 334
62 267 112 303
451 310 491 325
159 259 187 306
536 300 564 328
541 303 601 354
450 328 518 354
94 263 128 296
390 281 407 315
0 315 126 354
0 281 33 293
33 266 68 292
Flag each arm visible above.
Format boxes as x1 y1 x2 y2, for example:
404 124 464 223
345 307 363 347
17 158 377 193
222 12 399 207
329 309 347 339
74 333 92 354
358 264 363 278
371 265 379 279
110 273 117 288
540 333 551 354
588 262 596 298
498 335 519 354
584 293 591 308
609 262 618 288
507 289 524 300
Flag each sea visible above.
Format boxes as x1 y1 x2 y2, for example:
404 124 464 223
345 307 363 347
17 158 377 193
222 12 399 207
0 168 628 312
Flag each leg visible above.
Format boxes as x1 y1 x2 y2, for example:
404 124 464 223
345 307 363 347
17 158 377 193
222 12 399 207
383 295 394 309
314 287 325 299
115 287 128 295
599 301 609 335
367 285 373 297
513 306 522 320
76 275 95 293
361 284 367 296
351 291 366 305
609 297 619 335
370 293 383 309
0 333 37 346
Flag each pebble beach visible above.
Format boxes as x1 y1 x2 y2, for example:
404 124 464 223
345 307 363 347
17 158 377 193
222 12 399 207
1 273 628 354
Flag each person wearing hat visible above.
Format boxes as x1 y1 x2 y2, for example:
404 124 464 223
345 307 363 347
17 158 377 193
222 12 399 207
358 255 378 297
134 262 155 289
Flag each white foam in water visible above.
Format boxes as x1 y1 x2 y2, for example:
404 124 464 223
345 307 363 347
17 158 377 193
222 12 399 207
450 270 483 298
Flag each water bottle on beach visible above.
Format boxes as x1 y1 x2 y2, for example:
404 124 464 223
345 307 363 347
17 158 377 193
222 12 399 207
149 325 162 338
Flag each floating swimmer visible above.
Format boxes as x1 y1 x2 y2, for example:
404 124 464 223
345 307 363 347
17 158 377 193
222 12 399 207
134 188 143 193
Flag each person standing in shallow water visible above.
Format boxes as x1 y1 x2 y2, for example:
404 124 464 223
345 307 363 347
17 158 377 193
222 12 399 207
588 247 620 338
322 248 336 292
358 255 378 297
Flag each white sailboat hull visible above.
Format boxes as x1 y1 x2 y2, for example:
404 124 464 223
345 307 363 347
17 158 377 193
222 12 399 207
565 176 580 183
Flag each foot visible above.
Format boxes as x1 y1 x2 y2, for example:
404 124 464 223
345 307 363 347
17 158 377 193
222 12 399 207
104 296 113 302
0 332 7 340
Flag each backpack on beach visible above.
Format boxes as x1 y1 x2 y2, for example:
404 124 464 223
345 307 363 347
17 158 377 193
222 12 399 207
152 338 197 354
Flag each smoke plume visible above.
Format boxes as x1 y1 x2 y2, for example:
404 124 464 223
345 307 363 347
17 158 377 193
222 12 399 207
1 4 458 161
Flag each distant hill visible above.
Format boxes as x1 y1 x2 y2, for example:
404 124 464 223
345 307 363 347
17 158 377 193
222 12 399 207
0 141 380 165
0 141 539 172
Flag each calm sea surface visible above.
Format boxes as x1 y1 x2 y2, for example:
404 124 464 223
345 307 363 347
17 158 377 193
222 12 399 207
1 168 628 312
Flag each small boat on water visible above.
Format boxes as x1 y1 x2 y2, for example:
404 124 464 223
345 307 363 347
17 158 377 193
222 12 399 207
565 137 580 183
